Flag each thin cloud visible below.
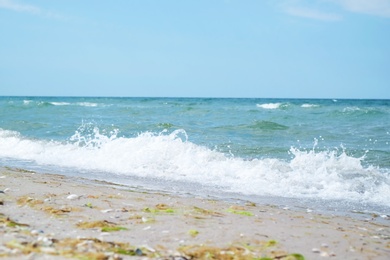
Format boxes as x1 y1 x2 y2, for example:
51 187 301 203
279 0 343 21
333 0 390 17
0 0 41 14
282 0 390 20
0 0 66 20
284 6 342 21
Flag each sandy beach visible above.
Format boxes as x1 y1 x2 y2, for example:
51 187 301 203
0 167 389 259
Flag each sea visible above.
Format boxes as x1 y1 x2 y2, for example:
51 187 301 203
1 96 389 216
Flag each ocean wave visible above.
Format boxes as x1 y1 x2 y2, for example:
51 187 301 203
249 120 289 131
257 102 319 110
301 104 319 108
0 127 389 207
20 100 99 107
343 106 361 113
50 102 71 106
76 102 99 107
256 103 283 109
341 106 386 116
49 102 99 107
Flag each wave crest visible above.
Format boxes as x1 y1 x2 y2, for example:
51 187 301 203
0 127 389 206
256 103 283 109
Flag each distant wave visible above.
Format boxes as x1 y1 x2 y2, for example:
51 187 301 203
77 102 99 107
341 106 385 116
51 102 98 107
301 104 319 108
50 102 71 106
256 103 318 109
343 106 361 113
249 120 289 131
22 100 99 107
256 103 282 109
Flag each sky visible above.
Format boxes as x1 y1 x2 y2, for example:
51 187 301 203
0 0 389 99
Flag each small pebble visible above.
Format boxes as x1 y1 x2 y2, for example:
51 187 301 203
135 248 143 256
31 230 39 236
312 248 321 253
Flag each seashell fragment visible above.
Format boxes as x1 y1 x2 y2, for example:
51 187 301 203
66 194 80 200
312 248 321 253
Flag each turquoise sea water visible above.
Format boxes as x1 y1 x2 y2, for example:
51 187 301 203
1 97 389 214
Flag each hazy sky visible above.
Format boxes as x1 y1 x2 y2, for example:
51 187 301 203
1 0 389 98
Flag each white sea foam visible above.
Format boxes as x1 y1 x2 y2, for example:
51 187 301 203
256 103 282 109
301 104 319 108
76 102 98 107
49 102 98 107
343 106 361 113
50 102 71 106
0 128 389 207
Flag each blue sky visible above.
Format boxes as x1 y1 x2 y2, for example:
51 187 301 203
0 0 389 98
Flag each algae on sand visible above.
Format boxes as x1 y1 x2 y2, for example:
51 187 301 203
76 220 128 232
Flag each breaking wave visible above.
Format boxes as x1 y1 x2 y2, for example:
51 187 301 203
1 127 389 207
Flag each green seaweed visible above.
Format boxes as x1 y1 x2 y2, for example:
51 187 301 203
143 205 176 214
289 253 305 260
178 243 299 260
265 240 277 247
143 207 155 213
227 208 254 216
0 215 29 228
162 208 175 213
84 202 93 208
101 226 127 232
114 248 135 255
188 229 199 237
76 220 127 232
193 206 224 217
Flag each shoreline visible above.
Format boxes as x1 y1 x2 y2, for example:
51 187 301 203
1 167 389 259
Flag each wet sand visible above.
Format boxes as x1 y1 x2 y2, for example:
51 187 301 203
1 167 389 259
